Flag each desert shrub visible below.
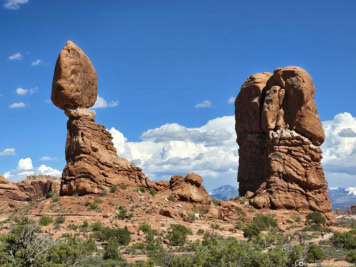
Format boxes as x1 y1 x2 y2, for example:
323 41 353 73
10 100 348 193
55 216 65 224
302 225 330 232
307 244 323 262
168 194 176 202
306 212 326 226
139 223 152 233
100 189 108 196
235 220 244 230
149 188 157 196
104 240 122 260
139 186 146 193
346 250 356 263
51 193 60 202
94 226 131 245
94 199 103 204
211 199 218 205
119 184 127 190
166 224 192 246
197 229 204 235
118 205 129 219
243 215 277 239
82 220 89 228
243 223 261 239
39 216 53 226
110 185 117 193
91 221 102 231
332 231 356 249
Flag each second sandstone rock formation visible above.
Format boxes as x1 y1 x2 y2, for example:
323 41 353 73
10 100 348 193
235 66 333 219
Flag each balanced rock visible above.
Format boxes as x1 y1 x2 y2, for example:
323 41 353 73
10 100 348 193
235 66 334 221
52 41 98 110
52 41 152 195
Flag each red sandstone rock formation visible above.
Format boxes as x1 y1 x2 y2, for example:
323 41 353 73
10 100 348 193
168 173 211 205
52 41 152 195
235 66 334 221
0 175 60 202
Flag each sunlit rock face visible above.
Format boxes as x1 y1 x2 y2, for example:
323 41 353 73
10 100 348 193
52 41 153 195
235 66 334 221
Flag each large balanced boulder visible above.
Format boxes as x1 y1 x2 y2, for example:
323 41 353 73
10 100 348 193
52 41 152 195
235 66 334 221
52 41 97 110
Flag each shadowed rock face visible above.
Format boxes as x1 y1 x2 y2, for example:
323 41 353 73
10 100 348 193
235 66 334 220
52 41 152 195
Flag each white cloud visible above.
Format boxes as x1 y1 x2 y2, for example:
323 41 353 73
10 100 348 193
39 156 57 161
9 102 26 108
109 100 119 107
38 165 62 176
92 95 119 109
109 116 238 182
5 158 62 182
227 97 235 104
8 52 23 60
16 88 28 95
195 100 212 108
3 0 28 10
18 158 33 170
30 87 38 94
0 148 16 156
31 59 41 66
92 96 108 108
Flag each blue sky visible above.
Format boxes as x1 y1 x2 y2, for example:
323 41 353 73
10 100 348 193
1 0 356 190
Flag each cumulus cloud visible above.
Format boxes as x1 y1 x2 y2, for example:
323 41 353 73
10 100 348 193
16 88 28 95
195 100 212 108
4 158 62 182
9 102 26 108
0 148 16 156
227 97 235 104
18 158 33 170
31 59 41 66
92 96 119 109
109 116 238 183
8 52 23 60
3 0 28 9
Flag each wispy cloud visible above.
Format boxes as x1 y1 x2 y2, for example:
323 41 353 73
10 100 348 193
31 59 41 66
39 156 58 161
3 0 29 10
227 97 235 104
16 88 28 95
9 52 23 60
9 102 26 108
30 87 38 94
195 100 212 108
0 148 16 156
92 95 119 109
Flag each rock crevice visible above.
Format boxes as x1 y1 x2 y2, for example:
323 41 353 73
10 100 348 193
235 66 334 220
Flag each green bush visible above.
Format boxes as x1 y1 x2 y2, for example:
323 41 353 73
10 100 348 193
110 185 117 193
91 221 102 231
168 194 176 202
139 186 146 193
332 231 356 249
100 190 108 196
93 226 131 245
104 240 121 260
166 224 192 246
346 250 356 263
243 223 261 239
118 205 128 219
39 216 53 226
307 244 323 262
243 215 277 239
55 216 65 224
149 188 157 196
306 212 326 226
139 223 152 233
119 184 127 190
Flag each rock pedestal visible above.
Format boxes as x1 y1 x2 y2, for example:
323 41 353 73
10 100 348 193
52 41 152 195
235 66 334 220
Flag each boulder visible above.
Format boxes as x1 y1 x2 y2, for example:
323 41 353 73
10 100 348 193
169 173 211 205
52 41 97 110
235 66 334 221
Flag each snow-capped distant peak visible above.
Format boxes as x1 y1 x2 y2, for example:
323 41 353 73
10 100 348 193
345 187 356 196
329 187 340 190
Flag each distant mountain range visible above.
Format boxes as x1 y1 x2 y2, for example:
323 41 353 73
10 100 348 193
209 185 356 211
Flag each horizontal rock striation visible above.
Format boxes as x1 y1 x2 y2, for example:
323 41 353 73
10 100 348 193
235 66 334 221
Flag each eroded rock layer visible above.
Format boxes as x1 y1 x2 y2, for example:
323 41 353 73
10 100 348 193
235 66 333 219
61 108 151 195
